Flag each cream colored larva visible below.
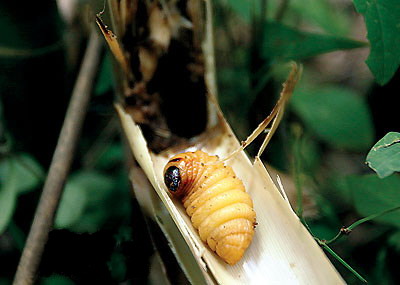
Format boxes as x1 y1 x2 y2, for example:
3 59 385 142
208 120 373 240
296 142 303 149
163 150 256 265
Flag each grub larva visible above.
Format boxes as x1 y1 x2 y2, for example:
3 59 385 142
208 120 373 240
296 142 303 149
163 150 256 265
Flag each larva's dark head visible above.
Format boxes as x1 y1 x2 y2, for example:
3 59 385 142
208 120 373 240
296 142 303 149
164 166 181 193
163 155 187 197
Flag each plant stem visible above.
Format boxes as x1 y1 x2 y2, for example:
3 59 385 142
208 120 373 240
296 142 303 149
348 206 400 230
13 31 102 285
320 243 367 283
326 205 400 245
325 230 343 245
300 217 367 282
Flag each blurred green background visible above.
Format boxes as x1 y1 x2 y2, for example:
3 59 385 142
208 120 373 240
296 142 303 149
1 0 400 284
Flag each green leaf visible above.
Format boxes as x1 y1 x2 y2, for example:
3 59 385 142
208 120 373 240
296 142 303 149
12 154 44 193
290 0 350 36
218 66 251 138
353 0 400 85
55 171 129 233
40 275 74 285
345 174 400 228
388 231 400 252
330 176 353 205
55 171 113 232
0 154 44 233
309 223 338 241
96 143 123 170
291 86 374 151
225 0 250 21
108 252 127 281
262 21 366 60
55 177 88 229
0 153 44 194
296 133 321 173
95 53 114 96
223 0 259 23
0 159 17 234
372 247 391 284
366 132 400 178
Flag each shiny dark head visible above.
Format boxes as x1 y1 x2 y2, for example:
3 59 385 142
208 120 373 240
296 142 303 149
164 166 181 192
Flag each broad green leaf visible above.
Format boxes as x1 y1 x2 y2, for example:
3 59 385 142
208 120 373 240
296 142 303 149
0 159 17 234
388 231 400 252
73 171 131 233
96 143 123 170
218 67 251 138
353 0 400 85
108 252 127 281
291 86 374 151
0 153 44 194
262 21 366 60
366 132 400 178
223 0 349 36
345 174 400 228
12 154 44 193
290 0 349 36
55 177 88 229
309 223 338 241
7 220 25 251
223 0 260 23
0 153 45 194
218 67 250 107
330 176 353 205
55 171 113 232
55 171 127 233
40 275 74 285
95 53 114 96
225 0 250 21
372 248 391 285
295 133 321 173
0 154 44 233
70 204 110 233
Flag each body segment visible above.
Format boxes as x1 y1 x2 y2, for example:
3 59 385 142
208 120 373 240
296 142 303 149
163 150 256 265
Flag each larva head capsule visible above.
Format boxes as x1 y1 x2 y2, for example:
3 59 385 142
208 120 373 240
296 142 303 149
163 155 189 198
164 166 181 192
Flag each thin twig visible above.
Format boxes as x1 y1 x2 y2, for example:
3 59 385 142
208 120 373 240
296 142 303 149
325 205 400 245
13 31 102 285
319 243 367 283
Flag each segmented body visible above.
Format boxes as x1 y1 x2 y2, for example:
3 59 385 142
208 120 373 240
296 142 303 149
163 150 256 265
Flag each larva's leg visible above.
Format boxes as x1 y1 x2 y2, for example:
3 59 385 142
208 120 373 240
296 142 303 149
221 63 302 162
